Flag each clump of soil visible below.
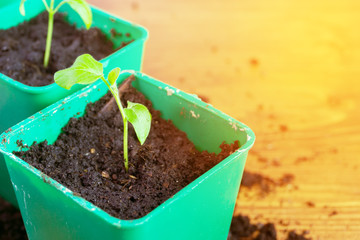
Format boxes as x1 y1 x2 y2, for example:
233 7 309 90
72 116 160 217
15 82 239 220
0 12 130 86
197 94 210 103
287 230 312 240
305 201 315 208
241 171 295 197
0 198 28 240
228 214 312 240
228 214 277 240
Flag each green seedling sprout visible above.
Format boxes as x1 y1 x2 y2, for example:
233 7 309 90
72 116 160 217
54 54 151 172
19 0 92 68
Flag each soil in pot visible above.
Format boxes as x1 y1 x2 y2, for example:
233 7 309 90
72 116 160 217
0 198 28 240
0 12 131 87
15 81 240 220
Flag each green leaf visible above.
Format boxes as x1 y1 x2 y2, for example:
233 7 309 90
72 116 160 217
54 54 103 90
19 0 27 16
107 67 121 86
66 0 92 29
124 102 152 145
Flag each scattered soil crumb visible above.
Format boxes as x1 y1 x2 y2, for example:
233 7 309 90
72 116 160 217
295 156 309 164
250 58 259 67
330 147 338 154
279 219 290 226
110 28 122 38
268 113 276 119
228 214 276 240
286 230 312 240
197 94 210 103
178 77 185 83
328 210 338 217
277 174 295 187
272 159 281 166
228 214 312 240
279 124 288 132
257 156 268 163
305 201 315 208
250 150 282 167
241 171 295 197
131 2 139 11
241 171 275 196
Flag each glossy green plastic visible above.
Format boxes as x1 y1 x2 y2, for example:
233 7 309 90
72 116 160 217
0 0 148 206
0 71 255 240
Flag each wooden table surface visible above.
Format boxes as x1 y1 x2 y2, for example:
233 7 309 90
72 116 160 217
90 0 360 239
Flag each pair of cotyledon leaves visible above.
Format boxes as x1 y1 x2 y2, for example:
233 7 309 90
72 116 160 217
55 54 152 145
20 0 92 30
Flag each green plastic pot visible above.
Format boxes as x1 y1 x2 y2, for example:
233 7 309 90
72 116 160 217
0 71 254 240
0 0 148 206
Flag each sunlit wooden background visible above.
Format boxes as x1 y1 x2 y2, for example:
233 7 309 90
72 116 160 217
89 0 360 239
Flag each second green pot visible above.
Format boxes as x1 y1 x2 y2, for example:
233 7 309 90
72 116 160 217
0 0 148 206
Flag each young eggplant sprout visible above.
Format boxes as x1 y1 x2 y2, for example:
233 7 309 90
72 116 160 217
19 0 92 68
54 54 152 172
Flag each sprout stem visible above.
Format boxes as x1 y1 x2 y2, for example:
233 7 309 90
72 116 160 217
101 77 129 172
44 0 55 68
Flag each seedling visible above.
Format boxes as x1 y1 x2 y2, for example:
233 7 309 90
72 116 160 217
19 0 92 68
54 54 152 172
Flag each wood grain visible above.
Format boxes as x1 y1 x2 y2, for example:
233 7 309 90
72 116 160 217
89 0 360 239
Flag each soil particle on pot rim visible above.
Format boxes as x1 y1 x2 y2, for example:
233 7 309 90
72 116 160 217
0 12 131 87
15 83 240 220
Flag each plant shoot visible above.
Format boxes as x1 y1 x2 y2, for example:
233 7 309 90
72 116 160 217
20 0 92 68
54 54 152 172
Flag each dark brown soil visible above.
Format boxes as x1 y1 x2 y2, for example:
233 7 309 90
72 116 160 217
286 230 312 240
241 171 295 197
0 12 129 87
0 198 27 240
228 214 277 240
228 214 312 240
15 82 239 220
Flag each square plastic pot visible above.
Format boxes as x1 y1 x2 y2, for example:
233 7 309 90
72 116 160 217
0 0 148 206
0 71 255 240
